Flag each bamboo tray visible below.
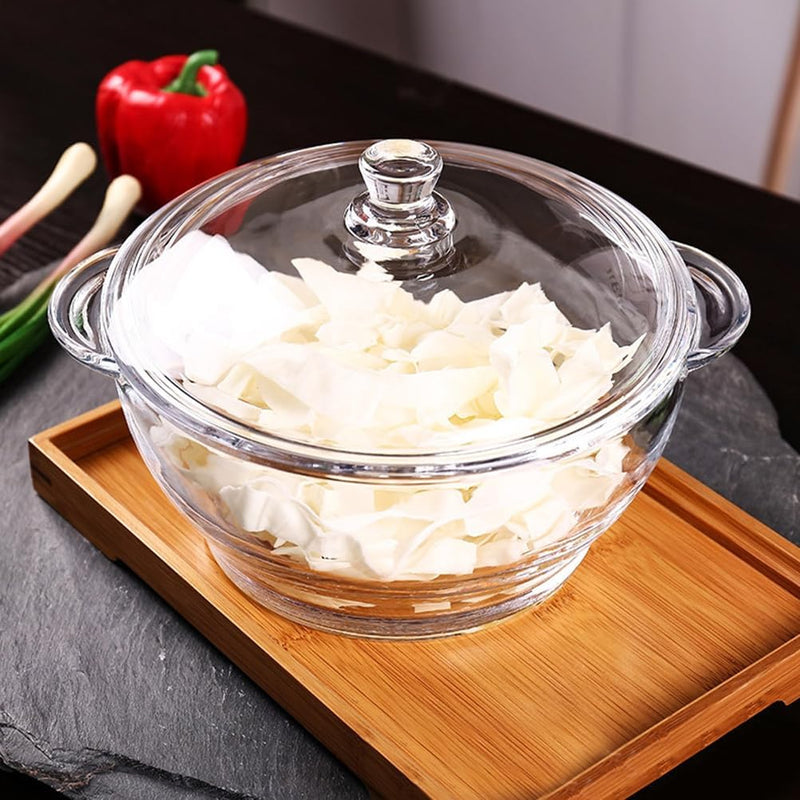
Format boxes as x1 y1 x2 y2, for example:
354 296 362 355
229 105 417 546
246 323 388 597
29 401 800 799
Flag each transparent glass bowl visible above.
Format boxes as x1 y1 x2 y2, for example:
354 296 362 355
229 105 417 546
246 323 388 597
118 378 681 637
49 141 750 638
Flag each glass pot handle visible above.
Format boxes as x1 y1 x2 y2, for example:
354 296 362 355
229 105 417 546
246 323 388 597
673 242 751 373
48 247 120 377
343 139 456 275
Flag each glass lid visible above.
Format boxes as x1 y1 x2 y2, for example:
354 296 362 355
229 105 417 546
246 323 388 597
105 139 694 473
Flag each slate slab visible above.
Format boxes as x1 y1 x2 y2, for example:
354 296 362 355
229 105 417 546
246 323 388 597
0 271 797 798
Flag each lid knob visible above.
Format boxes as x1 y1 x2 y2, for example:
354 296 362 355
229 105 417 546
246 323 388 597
344 139 456 275
361 139 442 206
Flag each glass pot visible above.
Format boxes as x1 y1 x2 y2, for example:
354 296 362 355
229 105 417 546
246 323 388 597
49 140 750 638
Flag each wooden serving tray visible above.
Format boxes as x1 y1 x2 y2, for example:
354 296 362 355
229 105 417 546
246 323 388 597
29 401 800 800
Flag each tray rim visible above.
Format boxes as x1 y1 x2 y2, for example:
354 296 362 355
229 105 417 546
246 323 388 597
28 400 800 800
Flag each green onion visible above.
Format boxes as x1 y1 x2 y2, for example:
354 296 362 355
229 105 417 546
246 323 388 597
0 146 141 383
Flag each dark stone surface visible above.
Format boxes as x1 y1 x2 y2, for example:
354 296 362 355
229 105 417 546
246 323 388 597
666 358 799 545
0 271 797 798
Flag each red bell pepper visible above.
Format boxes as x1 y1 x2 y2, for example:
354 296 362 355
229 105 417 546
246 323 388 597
96 49 247 213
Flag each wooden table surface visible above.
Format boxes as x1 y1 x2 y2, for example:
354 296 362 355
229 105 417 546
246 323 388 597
1 1 798 797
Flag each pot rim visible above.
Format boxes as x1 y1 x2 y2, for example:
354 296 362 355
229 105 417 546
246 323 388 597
100 140 697 478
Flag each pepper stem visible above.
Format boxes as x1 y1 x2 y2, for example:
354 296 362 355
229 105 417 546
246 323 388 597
163 49 218 97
